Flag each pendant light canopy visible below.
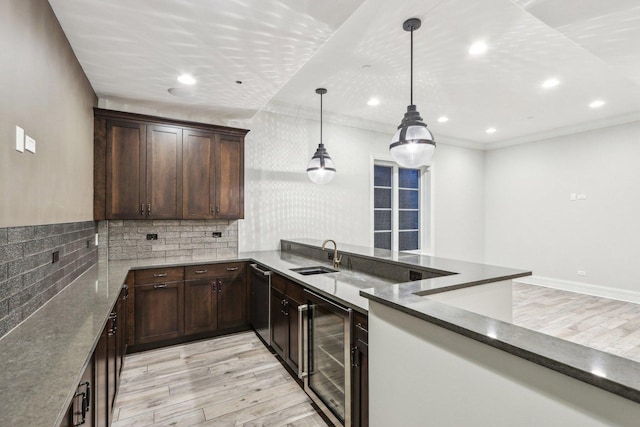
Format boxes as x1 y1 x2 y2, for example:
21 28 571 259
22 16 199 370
389 18 436 168
307 88 336 184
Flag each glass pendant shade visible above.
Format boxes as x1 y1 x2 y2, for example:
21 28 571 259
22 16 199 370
307 143 336 184
390 18 436 168
307 87 336 184
390 104 436 168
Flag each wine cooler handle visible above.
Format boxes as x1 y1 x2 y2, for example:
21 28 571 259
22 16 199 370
298 304 308 379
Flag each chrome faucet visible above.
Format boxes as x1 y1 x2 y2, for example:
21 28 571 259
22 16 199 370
322 239 342 269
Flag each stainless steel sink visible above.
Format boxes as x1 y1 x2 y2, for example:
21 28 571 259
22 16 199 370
290 266 338 276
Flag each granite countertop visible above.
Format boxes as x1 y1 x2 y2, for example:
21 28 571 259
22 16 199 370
360 275 640 404
0 240 535 427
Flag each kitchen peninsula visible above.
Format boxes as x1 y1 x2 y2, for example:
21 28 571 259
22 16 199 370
3 239 639 427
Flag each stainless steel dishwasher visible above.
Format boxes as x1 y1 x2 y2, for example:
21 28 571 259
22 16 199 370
249 263 272 345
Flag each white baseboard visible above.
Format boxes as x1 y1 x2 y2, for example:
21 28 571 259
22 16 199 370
514 275 640 304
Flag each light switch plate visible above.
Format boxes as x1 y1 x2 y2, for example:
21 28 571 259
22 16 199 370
25 135 36 153
16 126 24 152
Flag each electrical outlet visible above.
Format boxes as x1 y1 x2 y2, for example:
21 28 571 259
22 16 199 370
52 251 60 264
146 233 158 240
212 232 222 238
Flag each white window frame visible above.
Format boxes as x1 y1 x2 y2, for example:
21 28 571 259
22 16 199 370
370 155 433 255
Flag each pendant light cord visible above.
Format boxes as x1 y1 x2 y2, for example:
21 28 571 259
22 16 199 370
410 26 414 105
320 91 323 145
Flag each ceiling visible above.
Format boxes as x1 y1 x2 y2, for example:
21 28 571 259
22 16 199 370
48 0 640 148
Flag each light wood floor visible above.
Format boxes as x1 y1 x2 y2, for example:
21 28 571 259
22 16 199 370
513 282 640 362
112 332 329 427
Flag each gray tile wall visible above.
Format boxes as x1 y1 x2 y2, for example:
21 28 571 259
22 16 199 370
0 221 98 338
107 220 238 260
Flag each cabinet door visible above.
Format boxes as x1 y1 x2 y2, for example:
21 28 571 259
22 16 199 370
352 323 369 427
146 125 182 219
185 280 218 335
183 129 216 219
105 120 146 219
218 276 247 329
288 299 300 372
215 136 244 219
59 355 94 427
95 325 108 427
107 313 117 416
135 282 184 344
270 287 288 359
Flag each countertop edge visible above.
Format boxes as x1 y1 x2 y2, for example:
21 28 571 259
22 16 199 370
361 289 640 404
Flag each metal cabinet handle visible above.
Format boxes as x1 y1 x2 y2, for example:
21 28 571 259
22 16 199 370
123 284 129 300
249 264 271 276
147 204 151 215
226 267 239 271
298 304 308 379
216 206 220 213
73 381 90 426
194 269 208 274
153 273 168 278
140 204 145 216
153 284 167 288
217 280 222 293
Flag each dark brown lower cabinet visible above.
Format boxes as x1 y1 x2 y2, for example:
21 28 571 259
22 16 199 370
58 355 94 427
134 281 184 344
352 312 369 427
184 274 248 335
270 274 303 374
60 286 127 427
184 279 218 335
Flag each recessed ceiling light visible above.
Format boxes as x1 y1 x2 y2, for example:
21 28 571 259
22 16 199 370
177 74 196 85
589 100 605 108
469 41 488 55
437 116 449 123
362 64 372 69
367 97 380 106
486 127 496 134
542 78 560 88
168 87 195 98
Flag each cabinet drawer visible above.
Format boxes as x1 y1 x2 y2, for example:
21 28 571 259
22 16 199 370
353 311 368 332
271 274 304 303
185 262 246 280
287 281 304 304
135 267 184 284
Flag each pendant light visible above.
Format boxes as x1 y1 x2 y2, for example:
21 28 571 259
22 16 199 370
307 88 336 184
389 18 436 168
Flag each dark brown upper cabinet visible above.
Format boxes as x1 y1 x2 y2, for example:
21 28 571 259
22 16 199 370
94 109 248 220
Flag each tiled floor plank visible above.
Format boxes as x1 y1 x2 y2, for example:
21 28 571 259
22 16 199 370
113 332 329 426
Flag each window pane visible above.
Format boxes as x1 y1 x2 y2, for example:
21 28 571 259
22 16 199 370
374 232 392 250
399 189 418 209
399 231 419 251
399 168 419 189
374 210 392 231
374 188 392 209
374 165 392 187
399 211 419 230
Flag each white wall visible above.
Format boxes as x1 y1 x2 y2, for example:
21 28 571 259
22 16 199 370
485 121 640 295
432 143 485 262
238 109 486 263
239 110 390 251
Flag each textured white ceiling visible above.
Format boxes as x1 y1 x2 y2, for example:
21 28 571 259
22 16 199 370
49 0 640 147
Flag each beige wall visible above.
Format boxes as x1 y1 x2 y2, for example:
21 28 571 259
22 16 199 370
0 0 96 227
